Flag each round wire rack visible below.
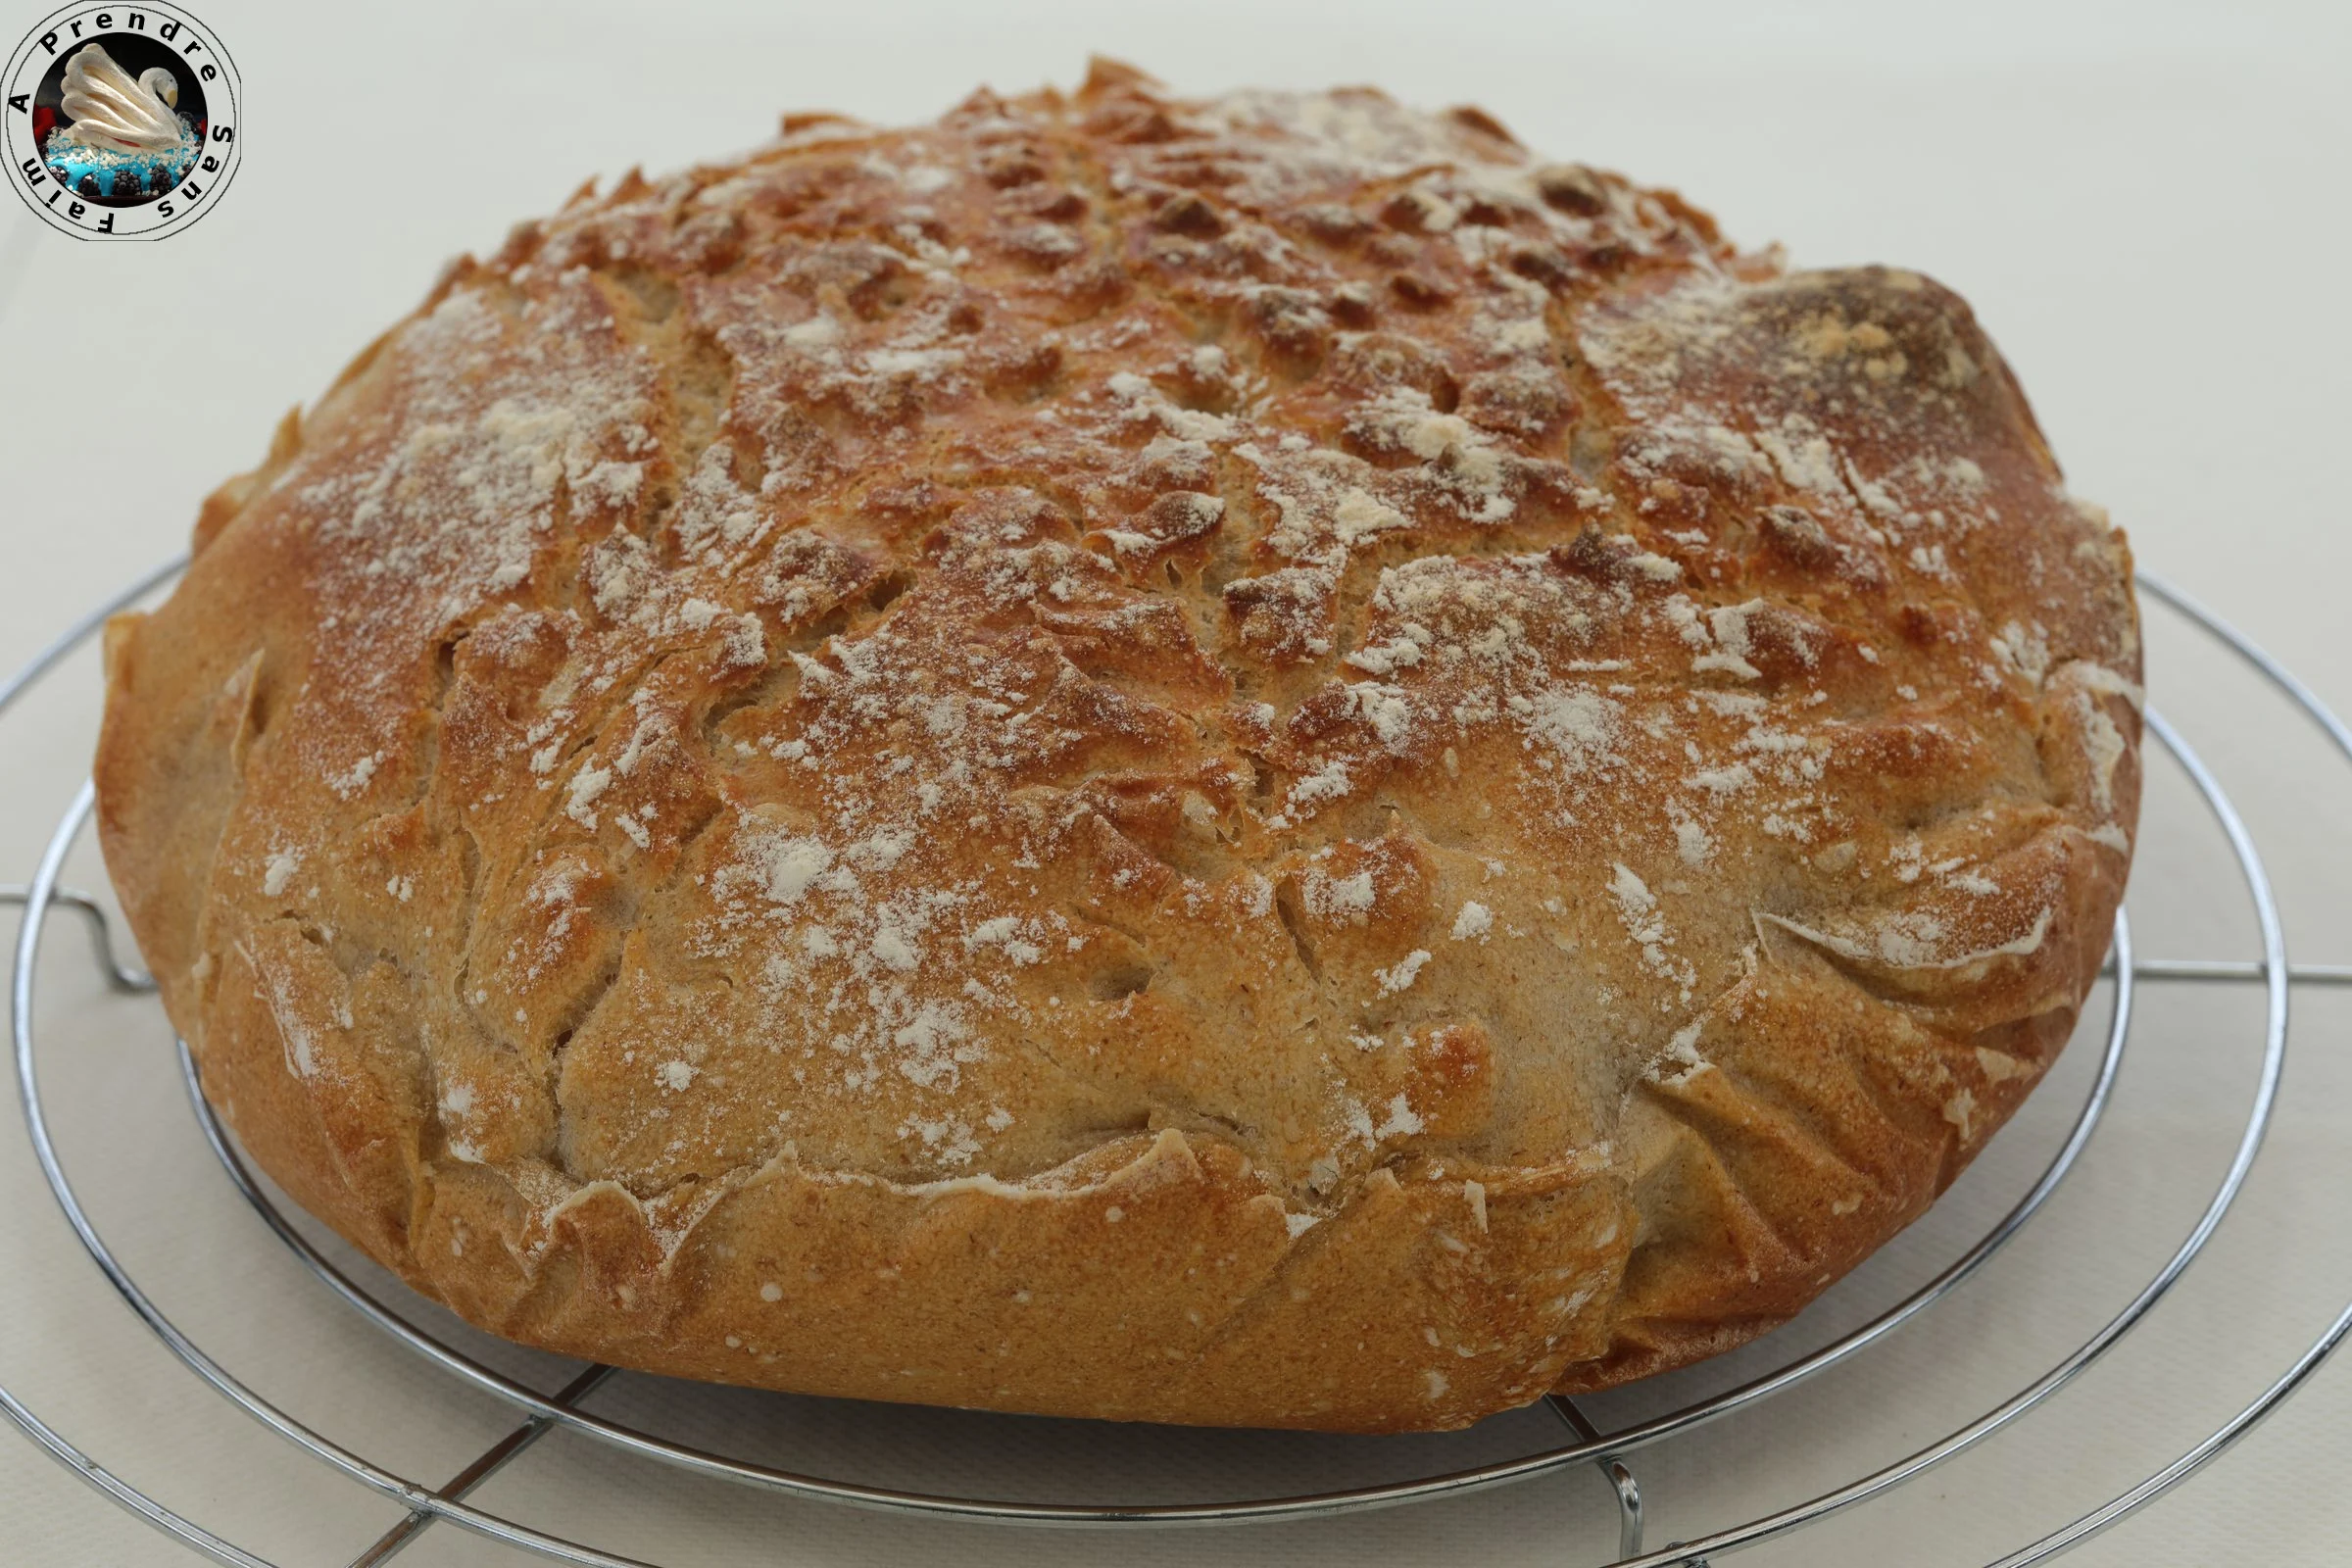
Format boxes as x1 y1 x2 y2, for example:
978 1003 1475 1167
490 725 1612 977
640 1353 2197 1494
3 560 2349 1568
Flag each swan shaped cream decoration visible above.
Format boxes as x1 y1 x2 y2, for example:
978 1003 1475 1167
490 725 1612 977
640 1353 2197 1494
55 43 186 155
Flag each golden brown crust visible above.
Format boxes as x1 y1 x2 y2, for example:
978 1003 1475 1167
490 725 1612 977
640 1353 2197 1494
95 60 2140 1432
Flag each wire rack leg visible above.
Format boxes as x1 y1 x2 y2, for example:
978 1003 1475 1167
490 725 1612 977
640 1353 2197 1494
0 885 153 993
1546 1396 1643 1559
1547 1396 1720 1566
346 1364 617 1567
1600 1458 1642 1559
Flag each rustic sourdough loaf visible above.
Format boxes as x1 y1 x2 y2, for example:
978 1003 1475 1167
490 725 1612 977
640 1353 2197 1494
95 59 2140 1432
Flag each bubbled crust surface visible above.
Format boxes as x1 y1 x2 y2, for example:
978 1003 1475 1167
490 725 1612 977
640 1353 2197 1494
95 61 2141 1432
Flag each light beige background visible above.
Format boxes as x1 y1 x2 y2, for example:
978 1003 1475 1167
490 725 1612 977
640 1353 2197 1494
2 1 2348 1562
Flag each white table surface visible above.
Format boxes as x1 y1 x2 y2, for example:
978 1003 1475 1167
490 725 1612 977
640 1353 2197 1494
3 2 2349 1562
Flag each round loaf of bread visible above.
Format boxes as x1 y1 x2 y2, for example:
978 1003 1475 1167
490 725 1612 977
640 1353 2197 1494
95 60 2141 1433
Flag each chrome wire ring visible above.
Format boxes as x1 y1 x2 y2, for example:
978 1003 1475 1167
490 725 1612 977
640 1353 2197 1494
2 564 2346 1567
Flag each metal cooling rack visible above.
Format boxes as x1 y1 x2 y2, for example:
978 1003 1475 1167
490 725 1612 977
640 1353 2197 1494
3 560 2349 1568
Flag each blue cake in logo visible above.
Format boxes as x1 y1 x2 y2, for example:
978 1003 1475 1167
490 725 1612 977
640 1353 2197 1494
40 41 198 200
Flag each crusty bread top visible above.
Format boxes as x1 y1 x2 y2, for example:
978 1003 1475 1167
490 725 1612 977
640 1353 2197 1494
95 59 2139 1430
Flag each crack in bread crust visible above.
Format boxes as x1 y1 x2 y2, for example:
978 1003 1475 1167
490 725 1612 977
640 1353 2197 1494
93 59 2140 1433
